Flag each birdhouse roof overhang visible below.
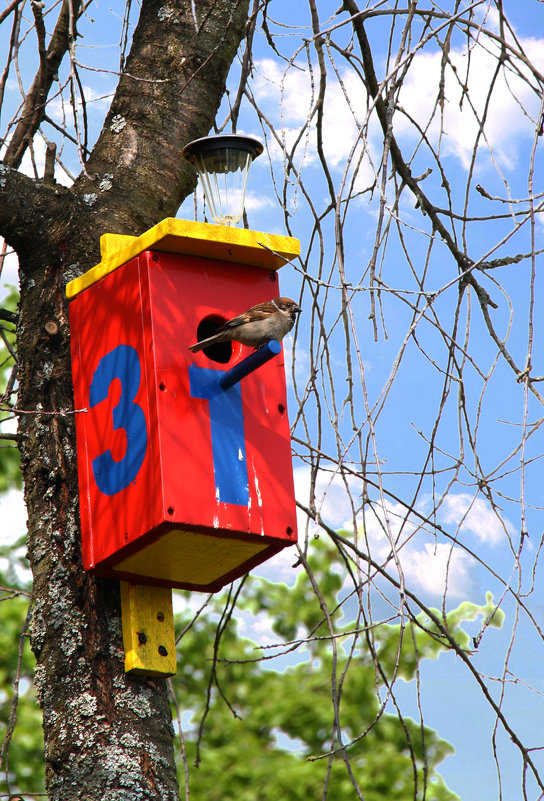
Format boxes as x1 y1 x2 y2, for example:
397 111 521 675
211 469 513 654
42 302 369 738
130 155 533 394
66 217 300 299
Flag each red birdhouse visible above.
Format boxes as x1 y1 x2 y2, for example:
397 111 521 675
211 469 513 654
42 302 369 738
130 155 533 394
67 218 300 592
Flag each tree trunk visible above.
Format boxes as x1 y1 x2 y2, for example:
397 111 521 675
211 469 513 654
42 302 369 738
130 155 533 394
0 1 250 797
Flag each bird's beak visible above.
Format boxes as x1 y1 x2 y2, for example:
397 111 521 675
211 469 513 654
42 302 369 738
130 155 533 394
295 305 302 313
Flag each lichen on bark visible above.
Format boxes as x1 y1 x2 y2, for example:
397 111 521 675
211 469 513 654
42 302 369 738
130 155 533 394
0 0 251 797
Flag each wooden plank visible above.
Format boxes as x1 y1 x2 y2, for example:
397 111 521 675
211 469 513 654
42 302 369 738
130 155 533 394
120 582 177 677
66 217 300 298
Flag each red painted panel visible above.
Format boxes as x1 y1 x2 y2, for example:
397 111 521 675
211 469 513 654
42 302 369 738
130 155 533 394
70 257 162 569
69 249 297 590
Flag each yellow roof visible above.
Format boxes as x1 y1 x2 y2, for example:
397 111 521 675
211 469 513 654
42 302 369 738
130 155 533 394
66 217 300 298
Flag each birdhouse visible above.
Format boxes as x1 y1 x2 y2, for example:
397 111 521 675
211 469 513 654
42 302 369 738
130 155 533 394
67 217 300 592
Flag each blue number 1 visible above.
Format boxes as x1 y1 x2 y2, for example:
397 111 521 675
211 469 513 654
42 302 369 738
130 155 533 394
89 344 148 496
189 365 249 506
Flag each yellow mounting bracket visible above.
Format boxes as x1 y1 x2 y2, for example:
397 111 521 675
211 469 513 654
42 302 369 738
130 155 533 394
120 582 177 677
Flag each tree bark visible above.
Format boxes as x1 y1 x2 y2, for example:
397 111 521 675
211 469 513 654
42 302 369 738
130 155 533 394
0 0 250 797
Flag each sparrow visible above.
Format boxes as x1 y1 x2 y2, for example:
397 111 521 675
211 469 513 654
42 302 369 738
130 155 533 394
189 297 302 353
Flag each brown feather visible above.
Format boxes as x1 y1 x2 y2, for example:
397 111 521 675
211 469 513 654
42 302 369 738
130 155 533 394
188 297 301 353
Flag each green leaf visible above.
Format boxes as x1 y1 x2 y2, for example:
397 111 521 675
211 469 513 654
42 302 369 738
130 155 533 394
0 286 20 492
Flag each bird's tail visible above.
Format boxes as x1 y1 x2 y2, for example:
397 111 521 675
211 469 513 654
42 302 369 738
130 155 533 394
188 335 219 353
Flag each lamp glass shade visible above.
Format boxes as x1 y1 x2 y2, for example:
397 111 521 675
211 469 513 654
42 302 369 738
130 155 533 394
182 135 263 226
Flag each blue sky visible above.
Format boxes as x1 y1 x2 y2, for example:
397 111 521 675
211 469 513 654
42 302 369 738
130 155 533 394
2 2 544 799
183 4 544 798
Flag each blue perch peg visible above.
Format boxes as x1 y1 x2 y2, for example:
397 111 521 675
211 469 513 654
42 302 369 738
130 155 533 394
218 340 282 391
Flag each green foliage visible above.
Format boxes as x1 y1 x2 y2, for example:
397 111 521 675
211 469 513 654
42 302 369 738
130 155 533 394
0 592 44 798
0 529 504 799
0 286 21 492
171 539 503 800
378 591 505 682
0 277 39 795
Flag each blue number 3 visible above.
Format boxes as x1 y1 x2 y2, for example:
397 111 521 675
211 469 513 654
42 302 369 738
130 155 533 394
89 344 148 496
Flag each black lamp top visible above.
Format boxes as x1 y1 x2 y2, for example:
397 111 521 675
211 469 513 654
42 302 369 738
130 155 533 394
182 134 263 163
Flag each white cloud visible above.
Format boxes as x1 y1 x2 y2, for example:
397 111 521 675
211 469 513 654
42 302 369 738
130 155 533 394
252 543 300 586
253 58 378 189
438 492 506 546
47 84 112 126
253 24 544 182
0 238 19 297
253 59 312 124
243 190 276 214
394 32 544 170
398 540 474 598
0 488 27 546
357 499 477 600
292 466 484 599
235 606 283 645
1 132 73 187
293 464 364 531
18 137 47 180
